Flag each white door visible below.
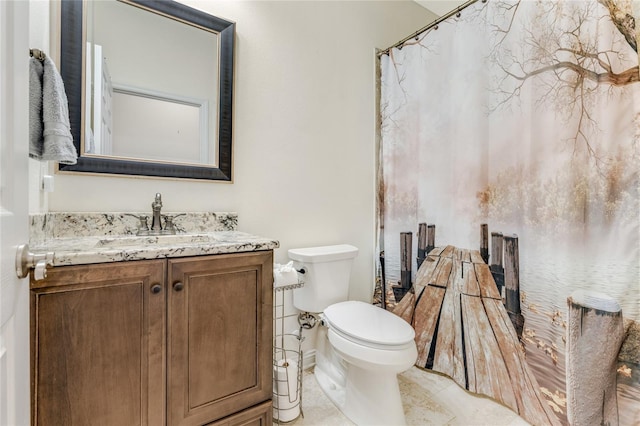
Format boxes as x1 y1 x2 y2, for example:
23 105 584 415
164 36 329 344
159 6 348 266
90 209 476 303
0 1 31 425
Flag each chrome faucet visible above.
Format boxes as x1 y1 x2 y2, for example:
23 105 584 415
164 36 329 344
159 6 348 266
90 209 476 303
151 193 163 233
127 194 184 236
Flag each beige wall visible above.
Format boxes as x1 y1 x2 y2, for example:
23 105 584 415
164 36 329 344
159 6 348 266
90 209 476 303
36 1 435 302
29 1 51 213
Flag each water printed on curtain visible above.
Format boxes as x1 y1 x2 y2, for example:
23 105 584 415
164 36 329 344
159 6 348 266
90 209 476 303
377 0 639 425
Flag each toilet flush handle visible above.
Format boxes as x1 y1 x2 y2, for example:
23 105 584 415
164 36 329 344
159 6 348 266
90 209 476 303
298 312 317 329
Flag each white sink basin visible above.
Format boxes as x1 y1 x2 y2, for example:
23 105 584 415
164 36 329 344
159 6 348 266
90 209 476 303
94 233 219 248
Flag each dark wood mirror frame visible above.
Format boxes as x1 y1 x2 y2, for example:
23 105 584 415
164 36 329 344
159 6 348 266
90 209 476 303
59 0 235 181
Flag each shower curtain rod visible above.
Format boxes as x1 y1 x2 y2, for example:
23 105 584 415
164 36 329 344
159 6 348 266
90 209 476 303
379 0 483 57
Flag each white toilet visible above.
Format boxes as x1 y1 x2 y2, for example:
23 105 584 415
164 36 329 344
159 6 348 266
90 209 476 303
288 244 417 426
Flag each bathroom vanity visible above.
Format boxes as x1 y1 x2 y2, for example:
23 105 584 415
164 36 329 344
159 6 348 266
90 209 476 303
27 212 278 426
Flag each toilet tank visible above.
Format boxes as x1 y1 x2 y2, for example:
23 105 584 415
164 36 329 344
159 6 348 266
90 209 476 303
288 244 358 313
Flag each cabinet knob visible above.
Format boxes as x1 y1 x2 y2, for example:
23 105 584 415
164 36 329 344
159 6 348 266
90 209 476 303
151 284 162 294
173 282 184 292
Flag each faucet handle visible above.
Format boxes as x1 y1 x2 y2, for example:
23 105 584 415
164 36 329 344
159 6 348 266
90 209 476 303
139 216 150 234
162 214 185 235
125 213 150 235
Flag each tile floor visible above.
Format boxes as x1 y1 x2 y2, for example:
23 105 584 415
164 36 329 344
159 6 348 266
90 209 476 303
284 367 531 425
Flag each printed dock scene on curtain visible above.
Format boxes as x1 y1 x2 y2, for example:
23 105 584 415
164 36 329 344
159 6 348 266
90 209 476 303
377 0 639 425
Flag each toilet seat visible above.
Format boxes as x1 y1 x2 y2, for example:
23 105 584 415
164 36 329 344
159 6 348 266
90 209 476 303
323 301 415 350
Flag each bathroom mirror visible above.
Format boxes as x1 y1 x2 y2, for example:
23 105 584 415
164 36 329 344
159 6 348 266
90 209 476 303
59 0 235 180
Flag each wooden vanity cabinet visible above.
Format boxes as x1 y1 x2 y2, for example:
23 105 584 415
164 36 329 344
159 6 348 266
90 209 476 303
31 251 273 426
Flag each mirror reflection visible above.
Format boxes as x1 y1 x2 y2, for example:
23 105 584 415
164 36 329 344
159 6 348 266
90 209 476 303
59 0 235 180
85 0 218 166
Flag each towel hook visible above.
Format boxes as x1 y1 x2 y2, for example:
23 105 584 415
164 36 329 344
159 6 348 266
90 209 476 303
29 48 46 61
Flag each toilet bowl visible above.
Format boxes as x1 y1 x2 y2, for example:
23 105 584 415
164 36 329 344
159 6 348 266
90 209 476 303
288 245 417 425
320 301 417 425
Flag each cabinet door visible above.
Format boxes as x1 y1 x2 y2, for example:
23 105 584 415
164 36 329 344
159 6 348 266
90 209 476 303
31 260 166 426
168 251 273 426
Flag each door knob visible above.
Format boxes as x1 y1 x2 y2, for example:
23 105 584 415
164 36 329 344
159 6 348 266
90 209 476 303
151 284 162 294
15 244 54 281
173 282 184 291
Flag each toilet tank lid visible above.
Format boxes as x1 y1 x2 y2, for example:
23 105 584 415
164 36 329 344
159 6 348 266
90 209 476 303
288 244 358 263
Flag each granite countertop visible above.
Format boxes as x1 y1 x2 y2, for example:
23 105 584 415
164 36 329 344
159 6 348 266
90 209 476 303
30 212 279 267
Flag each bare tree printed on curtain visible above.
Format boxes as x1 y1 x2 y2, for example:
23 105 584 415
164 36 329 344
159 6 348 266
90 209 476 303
479 0 639 229
491 0 638 156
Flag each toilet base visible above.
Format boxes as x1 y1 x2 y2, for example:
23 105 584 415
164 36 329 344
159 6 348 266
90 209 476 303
315 358 407 426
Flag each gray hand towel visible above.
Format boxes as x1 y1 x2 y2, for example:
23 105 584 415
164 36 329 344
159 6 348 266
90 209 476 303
29 56 78 164
29 58 44 159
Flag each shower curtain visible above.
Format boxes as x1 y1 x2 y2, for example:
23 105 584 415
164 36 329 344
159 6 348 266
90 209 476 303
378 0 639 424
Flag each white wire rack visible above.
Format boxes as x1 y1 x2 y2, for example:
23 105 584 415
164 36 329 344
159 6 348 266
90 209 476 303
273 281 304 424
